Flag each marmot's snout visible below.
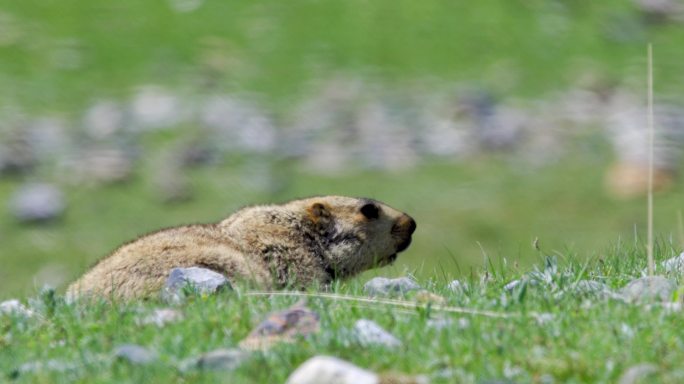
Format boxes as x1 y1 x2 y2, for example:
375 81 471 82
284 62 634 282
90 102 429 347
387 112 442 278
393 214 416 253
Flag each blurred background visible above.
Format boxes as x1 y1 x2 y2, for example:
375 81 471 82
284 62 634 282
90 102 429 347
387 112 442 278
1 0 684 298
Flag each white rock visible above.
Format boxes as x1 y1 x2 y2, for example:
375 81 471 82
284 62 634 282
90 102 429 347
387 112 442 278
503 280 521 291
130 86 185 130
0 299 34 318
113 344 158 365
353 319 401 348
162 267 231 303
618 363 658 384
619 276 676 303
8 183 65 223
285 355 379 384
363 277 420 296
138 308 183 327
447 280 468 294
195 348 250 371
661 252 684 274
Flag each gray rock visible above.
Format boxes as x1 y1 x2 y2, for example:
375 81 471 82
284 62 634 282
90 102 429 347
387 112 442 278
196 348 250 371
352 319 401 348
618 363 658 384
8 183 65 223
0 299 34 318
162 267 231 302
285 355 379 384
363 277 420 296
113 344 158 365
619 276 676 303
66 147 134 185
661 252 684 274
130 86 184 130
447 279 468 294
14 359 79 375
83 100 124 139
137 308 183 327
571 280 619 299
503 280 521 292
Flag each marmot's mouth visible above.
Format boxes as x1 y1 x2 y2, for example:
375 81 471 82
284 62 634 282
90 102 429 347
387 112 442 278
396 237 412 253
388 253 398 263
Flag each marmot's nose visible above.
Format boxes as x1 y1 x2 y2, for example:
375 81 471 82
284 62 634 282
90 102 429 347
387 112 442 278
407 217 416 235
394 214 416 235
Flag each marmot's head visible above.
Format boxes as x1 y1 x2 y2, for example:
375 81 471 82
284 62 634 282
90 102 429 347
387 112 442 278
293 196 417 279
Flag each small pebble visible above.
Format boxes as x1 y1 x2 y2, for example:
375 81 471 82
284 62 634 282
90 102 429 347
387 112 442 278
353 319 401 348
162 267 231 303
619 276 676 303
8 183 65 223
137 308 183 327
239 304 320 351
363 277 420 296
196 348 250 371
113 344 158 365
285 355 379 384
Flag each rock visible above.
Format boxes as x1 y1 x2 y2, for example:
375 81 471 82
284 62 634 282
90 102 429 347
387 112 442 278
66 147 134 185
426 317 452 330
661 252 684 274
83 100 125 139
363 277 420 297
195 348 250 371
618 363 658 384
137 308 183 327
239 304 320 350
14 359 79 375
113 344 158 365
352 319 401 348
447 280 468 294
285 355 379 384
503 280 521 292
0 299 34 318
619 276 676 303
8 183 65 223
162 267 231 303
0 129 36 175
130 86 185 130
571 280 618 299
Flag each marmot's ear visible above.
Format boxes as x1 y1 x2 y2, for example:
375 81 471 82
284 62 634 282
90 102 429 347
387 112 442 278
308 202 331 223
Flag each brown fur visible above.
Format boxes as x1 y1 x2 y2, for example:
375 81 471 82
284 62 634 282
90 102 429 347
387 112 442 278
67 196 416 300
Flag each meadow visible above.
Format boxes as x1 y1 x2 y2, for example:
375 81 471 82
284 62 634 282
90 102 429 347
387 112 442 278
2 1 684 382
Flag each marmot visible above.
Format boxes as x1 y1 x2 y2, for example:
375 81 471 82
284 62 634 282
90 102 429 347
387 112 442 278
67 196 416 300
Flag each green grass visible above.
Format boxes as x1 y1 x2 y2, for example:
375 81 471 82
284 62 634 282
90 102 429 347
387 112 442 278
2 0 684 113
2 243 684 383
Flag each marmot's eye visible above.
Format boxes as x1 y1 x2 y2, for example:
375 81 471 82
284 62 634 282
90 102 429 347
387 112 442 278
360 203 380 220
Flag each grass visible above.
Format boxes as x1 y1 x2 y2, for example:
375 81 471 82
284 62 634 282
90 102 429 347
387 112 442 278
2 0 684 113
2 242 684 383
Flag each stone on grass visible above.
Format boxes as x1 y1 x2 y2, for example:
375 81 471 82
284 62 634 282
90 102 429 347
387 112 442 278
195 348 250 371
285 355 379 384
661 252 684 274
0 299 34 318
113 344 158 365
618 363 658 384
503 280 521 292
353 319 401 348
162 267 231 303
8 183 65 223
619 276 676 303
137 308 183 327
239 304 320 350
571 280 618 299
447 280 468 294
363 277 420 296
14 359 78 375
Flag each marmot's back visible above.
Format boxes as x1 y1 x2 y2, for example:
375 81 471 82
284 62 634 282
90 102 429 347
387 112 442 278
67 196 416 300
